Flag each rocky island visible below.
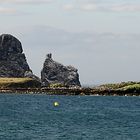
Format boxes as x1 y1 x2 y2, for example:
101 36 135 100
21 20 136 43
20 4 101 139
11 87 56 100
0 34 140 96
41 53 81 87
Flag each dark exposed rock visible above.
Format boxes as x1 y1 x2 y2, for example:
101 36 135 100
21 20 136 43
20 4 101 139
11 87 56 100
24 71 41 84
41 53 81 87
0 34 31 77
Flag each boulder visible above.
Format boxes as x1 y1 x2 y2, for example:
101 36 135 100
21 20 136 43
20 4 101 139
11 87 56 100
0 34 31 77
41 53 81 87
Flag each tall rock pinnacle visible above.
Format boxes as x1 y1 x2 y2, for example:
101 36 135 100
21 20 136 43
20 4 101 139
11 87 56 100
0 34 31 77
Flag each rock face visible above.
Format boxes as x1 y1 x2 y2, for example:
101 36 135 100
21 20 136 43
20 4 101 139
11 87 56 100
41 53 81 87
24 71 41 83
0 34 31 77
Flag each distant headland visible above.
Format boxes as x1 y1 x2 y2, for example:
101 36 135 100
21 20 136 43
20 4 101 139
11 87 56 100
0 34 140 96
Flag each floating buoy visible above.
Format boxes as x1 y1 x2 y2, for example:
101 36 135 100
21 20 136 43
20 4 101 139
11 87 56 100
54 102 59 107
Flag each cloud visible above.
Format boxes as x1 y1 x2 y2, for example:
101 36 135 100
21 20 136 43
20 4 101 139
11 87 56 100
110 4 140 12
63 2 140 12
63 4 74 11
83 3 140 12
81 4 97 11
0 7 16 14
0 0 53 4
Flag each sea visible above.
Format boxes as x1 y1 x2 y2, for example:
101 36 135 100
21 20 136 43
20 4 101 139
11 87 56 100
0 94 139 140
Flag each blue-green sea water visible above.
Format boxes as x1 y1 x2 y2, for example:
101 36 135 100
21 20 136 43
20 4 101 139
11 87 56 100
0 94 139 140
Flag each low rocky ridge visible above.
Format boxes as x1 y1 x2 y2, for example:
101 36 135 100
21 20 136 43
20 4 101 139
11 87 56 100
41 53 81 87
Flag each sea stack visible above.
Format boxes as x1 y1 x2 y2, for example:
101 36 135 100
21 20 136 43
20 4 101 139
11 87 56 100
41 53 81 87
0 34 31 77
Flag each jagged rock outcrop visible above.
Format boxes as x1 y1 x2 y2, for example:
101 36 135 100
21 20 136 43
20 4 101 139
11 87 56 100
0 34 31 77
41 53 81 87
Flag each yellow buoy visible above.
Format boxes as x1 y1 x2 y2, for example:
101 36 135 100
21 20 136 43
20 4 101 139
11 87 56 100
54 102 59 107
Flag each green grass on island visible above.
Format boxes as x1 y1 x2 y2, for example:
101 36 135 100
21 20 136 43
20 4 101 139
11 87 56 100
120 83 140 91
97 81 140 92
0 78 41 89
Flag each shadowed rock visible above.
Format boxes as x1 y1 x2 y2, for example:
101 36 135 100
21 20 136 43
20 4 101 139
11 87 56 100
0 34 31 77
41 53 81 87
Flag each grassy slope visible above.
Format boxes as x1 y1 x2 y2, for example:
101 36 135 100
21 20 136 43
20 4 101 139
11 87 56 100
0 78 41 89
97 81 140 91
120 84 140 91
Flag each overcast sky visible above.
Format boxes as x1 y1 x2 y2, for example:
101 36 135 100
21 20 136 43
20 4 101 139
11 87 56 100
0 0 140 85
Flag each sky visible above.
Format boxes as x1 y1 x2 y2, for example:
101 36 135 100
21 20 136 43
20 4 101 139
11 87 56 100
0 0 140 86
